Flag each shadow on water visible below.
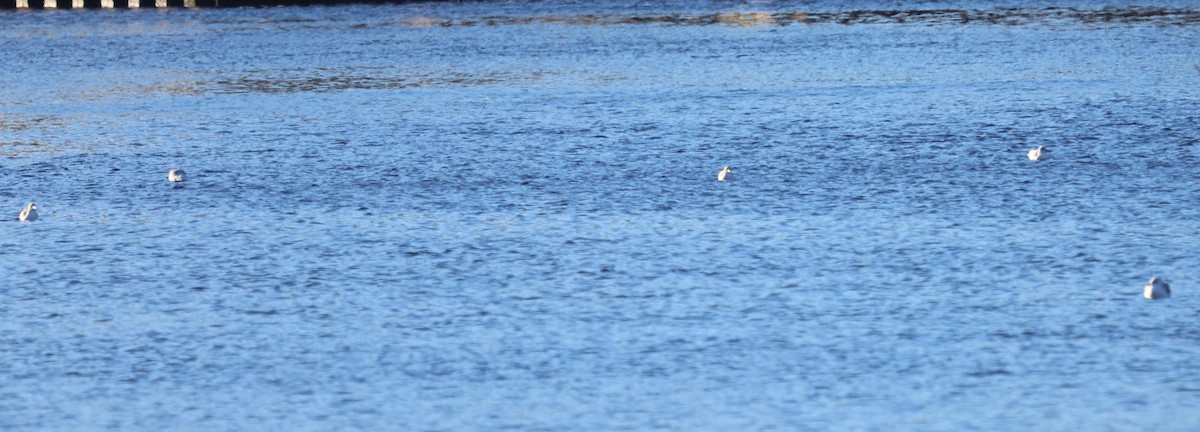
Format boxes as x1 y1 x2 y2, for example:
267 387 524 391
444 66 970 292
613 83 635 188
210 67 548 94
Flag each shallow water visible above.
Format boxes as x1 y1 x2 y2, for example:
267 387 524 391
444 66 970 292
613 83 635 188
2 1 1200 430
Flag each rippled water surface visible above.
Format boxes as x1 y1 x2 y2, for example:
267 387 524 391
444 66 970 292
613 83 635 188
3 1 1200 430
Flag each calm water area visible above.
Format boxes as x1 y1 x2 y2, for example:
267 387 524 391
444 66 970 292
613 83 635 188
2 1 1199 430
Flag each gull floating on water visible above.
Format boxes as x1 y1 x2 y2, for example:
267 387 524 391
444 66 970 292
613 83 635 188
19 202 37 222
168 168 186 182
1143 276 1171 300
717 166 732 182
1027 146 1045 161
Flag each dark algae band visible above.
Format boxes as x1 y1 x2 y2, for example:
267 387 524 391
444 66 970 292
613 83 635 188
405 8 1200 28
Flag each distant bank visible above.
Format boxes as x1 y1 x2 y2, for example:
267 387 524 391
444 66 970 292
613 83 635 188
1 0 435 9
2 3 1198 31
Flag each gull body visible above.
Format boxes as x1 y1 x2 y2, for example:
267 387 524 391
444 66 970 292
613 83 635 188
717 166 732 182
19 202 37 222
168 168 186 182
1143 276 1171 300
1027 146 1045 161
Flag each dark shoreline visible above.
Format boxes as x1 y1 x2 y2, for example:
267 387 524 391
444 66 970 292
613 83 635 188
2 0 1199 30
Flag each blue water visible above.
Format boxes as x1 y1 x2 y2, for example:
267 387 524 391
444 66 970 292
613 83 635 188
2 1 1200 430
